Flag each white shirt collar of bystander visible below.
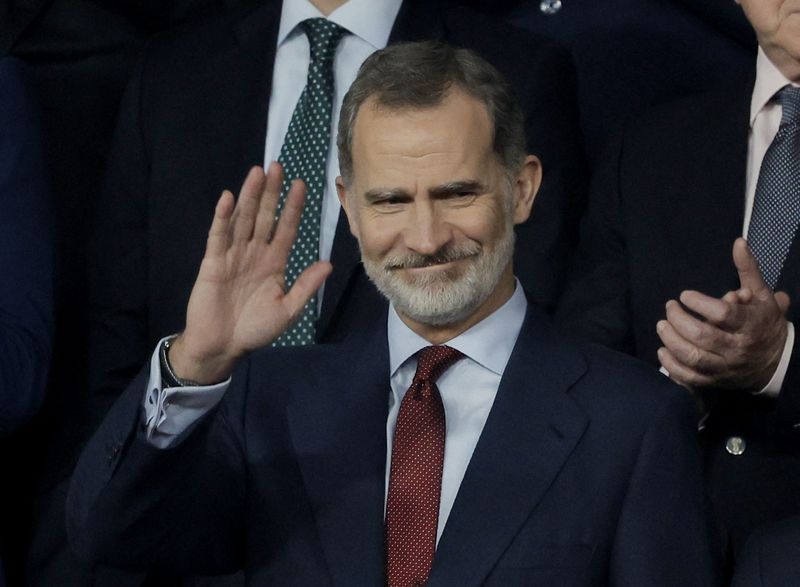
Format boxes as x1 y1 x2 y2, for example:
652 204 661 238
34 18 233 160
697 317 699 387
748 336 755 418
750 46 800 127
277 0 403 50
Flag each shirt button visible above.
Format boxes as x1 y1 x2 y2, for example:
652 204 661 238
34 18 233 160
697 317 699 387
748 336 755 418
540 0 562 15
725 436 746 456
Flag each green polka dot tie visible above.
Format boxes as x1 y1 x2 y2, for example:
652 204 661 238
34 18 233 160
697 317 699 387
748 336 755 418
274 19 347 347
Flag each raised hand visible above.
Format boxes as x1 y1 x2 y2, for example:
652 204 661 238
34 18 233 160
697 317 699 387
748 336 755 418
168 163 332 384
656 238 790 391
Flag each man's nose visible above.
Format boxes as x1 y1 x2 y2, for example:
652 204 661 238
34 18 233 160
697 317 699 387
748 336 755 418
403 201 453 255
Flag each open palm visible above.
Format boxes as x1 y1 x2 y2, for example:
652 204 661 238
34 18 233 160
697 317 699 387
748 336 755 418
172 163 332 384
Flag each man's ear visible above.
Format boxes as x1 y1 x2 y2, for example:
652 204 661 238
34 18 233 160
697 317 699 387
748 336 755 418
335 176 360 238
512 155 542 225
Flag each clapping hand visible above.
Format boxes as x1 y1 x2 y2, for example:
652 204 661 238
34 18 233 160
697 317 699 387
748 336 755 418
656 238 790 391
168 163 332 384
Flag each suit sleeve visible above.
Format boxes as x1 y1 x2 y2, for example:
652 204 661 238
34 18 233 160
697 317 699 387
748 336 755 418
610 384 722 586
0 58 54 435
555 130 635 354
66 359 249 575
774 333 800 434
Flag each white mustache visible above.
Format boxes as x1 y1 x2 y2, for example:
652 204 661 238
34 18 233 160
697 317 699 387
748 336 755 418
384 242 482 270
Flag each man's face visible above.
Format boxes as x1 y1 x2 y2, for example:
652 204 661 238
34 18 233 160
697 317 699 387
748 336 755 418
337 89 539 332
738 0 800 79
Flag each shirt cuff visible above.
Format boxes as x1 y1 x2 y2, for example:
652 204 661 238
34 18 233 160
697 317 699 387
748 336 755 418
142 336 230 449
755 322 794 398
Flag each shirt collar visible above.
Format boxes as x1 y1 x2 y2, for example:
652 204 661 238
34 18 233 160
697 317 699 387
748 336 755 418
750 46 800 126
388 279 528 377
277 0 402 50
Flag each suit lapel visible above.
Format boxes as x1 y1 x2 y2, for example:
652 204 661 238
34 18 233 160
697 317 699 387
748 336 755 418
670 78 752 297
287 321 391 585
429 307 589 587
318 212 361 338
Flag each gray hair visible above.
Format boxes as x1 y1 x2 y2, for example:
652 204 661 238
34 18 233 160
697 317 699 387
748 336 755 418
337 41 527 185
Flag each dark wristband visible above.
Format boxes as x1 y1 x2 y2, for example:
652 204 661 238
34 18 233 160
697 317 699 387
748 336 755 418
159 335 202 388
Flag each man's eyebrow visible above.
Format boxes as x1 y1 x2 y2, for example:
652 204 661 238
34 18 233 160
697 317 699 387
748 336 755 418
363 187 411 202
429 180 487 198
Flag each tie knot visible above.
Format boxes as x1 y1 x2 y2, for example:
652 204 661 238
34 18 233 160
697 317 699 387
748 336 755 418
300 18 347 63
413 345 464 385
778 86 800 127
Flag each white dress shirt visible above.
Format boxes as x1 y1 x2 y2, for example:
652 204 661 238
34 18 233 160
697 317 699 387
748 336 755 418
263 0 402 280
744 48 800 397
143 282 528 542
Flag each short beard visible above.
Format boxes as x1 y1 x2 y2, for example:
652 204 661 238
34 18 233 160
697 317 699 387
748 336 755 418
361 225 516 327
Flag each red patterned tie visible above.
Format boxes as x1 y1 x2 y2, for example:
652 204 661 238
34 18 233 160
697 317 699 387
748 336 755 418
386 345 465 587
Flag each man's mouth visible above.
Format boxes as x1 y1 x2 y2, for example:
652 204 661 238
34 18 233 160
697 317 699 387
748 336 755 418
385 244 481 271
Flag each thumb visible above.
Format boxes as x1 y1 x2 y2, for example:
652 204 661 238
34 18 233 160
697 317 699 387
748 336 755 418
282 261 333 319
735 238 770 294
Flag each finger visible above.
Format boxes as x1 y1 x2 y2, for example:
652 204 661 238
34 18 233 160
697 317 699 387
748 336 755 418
665 299 732 350
231 166 266 242
657 347 713 388
735 237 771 296
775 291 791 315
253 161 283 241
679 289 745 329
733 288 753 304
272 179 308 255
282 260 333 319
205 190 235 258
721 290 742 305
657 319 723 374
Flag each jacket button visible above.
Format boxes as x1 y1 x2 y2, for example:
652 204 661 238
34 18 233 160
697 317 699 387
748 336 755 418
540 0 562 15
725 436 746 456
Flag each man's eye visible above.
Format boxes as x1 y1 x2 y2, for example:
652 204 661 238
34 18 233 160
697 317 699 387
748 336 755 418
371 197 406 210
443 191 478 204
376 195 409 205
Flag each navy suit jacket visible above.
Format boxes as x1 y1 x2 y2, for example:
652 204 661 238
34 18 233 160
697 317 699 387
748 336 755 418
0 57 52 435
68 306 720 585
556 75 800 557
733 516 800 587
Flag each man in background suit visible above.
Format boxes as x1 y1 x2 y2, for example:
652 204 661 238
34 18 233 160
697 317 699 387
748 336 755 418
0 56 53 586
557 0 800 567
470 0 757 165
2 2 261 584
68 41 718 586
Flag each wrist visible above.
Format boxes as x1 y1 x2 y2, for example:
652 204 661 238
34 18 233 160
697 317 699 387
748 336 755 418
168 333 238 385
